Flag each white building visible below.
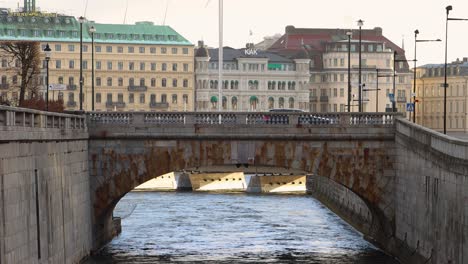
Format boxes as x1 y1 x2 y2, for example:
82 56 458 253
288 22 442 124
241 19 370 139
194 42 311 112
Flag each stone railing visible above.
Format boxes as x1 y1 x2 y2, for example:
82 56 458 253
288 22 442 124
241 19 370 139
396 118 468 160
87 112 401 127
0 106 87 141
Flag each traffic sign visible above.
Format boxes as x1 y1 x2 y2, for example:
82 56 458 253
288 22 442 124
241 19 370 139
388 93 395 102
406 103 414 112
49 84 66 91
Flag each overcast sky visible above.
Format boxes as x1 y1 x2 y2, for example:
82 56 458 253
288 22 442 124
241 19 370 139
3 0 468 66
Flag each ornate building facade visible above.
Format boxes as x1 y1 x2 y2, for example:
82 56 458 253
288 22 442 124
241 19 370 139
268 26 412 113
0 5 194 111
194 42 310 112
414 59 468 133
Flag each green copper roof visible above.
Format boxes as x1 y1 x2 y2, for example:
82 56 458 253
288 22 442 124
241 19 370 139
0 12 192 46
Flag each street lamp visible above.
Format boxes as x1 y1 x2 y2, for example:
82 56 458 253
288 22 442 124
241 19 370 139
357 19 364 112
89 25 96 111
346 31 352 112
443 5 468 134
44 43 51 111
413 29 441 123
78 16 85 111
365 68 393 112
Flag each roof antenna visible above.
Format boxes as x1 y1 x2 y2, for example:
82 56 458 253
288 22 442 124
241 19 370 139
83 0 89 17
162 0 170 25
123 0 128 24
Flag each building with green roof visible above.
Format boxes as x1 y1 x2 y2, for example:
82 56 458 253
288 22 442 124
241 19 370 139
0 4 195 112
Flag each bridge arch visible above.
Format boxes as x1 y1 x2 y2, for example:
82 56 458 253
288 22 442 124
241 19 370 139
89 135 396 252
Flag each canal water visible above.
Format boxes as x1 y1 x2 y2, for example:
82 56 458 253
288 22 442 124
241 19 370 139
87 192 399 263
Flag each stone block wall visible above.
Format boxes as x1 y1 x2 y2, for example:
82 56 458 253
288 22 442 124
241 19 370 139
395 119 468 264
0 106 91 264
0 140 92 264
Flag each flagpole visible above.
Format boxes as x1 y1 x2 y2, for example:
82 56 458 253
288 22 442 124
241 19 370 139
218 0 223 114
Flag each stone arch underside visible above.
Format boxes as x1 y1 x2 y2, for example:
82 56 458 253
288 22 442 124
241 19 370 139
89 138 396 251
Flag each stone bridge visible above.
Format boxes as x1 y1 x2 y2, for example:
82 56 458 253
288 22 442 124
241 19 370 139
0 106 467 264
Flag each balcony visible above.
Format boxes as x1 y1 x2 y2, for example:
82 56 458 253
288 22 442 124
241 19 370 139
320 96 329 102
67 84 77 90
310 95 318 102
397 96 407 103
128 85 147 92
67 101 77 107
106 101 126 108
150 102 169 109
0 83 9 89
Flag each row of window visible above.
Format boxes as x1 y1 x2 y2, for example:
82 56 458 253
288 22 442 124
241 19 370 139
311 73 406 83
54 76 190 88
326 43 385 53
45 60 190 72
95 93 189 104
206 62 296 72
417 84 467 97
4 29 180 42
40 44 189 55
424 67 461 77
201 96 299 110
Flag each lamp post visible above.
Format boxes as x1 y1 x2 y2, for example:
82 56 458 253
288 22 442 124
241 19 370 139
78 16 85 111
357 19 364 112
443 5 468 134
393 51 397 112
346 31 352 112
413 30 441 123
89 26 96 111
44 43 51 111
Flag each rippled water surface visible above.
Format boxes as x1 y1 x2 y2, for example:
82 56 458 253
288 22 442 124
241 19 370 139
87 192 399 263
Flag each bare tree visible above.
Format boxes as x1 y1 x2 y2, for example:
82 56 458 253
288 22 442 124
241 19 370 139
0 41 41 106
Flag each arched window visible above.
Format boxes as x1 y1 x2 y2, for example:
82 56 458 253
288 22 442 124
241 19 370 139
279 97 284 108
210 95 218 109
129 78 135 86
222 96 227 110
272 81 276 90
231 96 238 110
118 78 123 86
172 94 177 104
161 94 167 103
250 96 258 110
162 78 167 87
140 78 145 86
183 94 188 104
268 97 274 109
107 77 112 86
210 80 214 89
289 97 294 108
230 81 234 89
151 78 156 87
268 81 272 90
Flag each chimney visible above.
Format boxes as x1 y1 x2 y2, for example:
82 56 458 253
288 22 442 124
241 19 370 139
463 57 468 63
198 40 204 48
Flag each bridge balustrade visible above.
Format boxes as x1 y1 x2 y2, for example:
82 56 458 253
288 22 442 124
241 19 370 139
145 113 185 125
85 112 401 127
88 112 133 125
0 105 86 131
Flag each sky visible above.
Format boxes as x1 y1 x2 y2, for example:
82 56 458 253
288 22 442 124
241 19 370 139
2 0 468 66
